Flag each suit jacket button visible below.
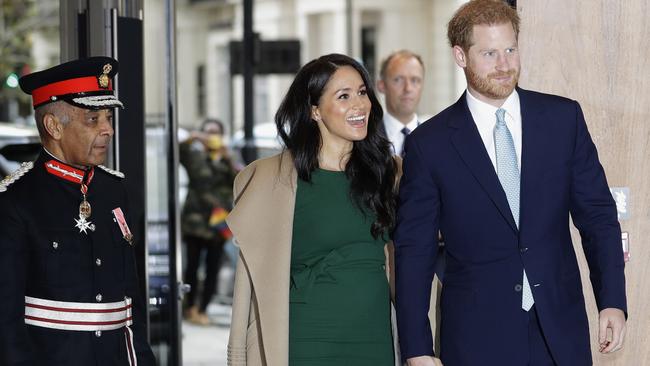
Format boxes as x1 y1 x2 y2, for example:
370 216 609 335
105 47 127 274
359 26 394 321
95 330 102 337
514 284 523 292
520 247 528 253
96 293 103 302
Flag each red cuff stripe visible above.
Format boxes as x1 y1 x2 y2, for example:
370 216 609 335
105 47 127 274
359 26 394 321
32 76 112 107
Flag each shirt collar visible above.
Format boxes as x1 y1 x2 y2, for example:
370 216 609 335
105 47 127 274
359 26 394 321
384 112 419 134
466 88 520 121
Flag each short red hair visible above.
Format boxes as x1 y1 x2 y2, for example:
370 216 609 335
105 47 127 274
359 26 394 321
447 0 520 51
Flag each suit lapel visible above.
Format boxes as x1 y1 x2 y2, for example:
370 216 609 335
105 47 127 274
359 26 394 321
449 93 518 233
518 88 547 233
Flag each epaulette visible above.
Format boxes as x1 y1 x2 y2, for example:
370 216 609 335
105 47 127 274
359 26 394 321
97 165 125 179
0 162 34 193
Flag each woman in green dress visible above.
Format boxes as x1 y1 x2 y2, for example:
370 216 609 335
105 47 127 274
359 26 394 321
227 53 398 366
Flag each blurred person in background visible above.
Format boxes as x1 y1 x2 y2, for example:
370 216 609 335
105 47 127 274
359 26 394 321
226 53 399 365
180 118 237 326
377 49 425 156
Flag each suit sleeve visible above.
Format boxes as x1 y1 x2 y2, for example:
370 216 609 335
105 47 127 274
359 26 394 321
393 135 441 360
122 189 157 365
568 101 627 315
0 194 35 366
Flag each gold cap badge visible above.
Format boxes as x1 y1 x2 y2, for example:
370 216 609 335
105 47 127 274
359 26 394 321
98 63 112 89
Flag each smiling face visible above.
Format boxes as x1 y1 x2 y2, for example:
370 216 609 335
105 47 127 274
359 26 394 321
453 22 520 107
311 65 372 150
44 104 115 168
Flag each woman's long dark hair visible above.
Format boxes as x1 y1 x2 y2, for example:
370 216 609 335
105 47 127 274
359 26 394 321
275 53 397 239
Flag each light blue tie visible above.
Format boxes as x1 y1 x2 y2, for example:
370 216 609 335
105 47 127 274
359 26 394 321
494 108 534 311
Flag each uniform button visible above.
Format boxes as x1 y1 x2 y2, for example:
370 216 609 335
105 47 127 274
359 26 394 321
95 258 102 266
514 284 523 292
520 247 528 253
52 241 58 249
95 330 102 337
96 294 103 302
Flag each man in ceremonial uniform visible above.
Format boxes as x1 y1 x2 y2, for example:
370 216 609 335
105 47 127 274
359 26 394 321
0 57 156 366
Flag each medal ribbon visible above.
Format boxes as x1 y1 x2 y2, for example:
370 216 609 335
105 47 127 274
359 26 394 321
80 168 95 195
44 160 95 221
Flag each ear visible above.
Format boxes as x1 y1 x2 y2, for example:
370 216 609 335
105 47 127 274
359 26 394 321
377 79 386 94
453 45 468 68
43 113 64 140
311 105 322 123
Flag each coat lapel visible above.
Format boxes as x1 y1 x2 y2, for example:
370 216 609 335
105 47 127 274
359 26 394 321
449 93 518 233
226 152 296 365
518 88 547 233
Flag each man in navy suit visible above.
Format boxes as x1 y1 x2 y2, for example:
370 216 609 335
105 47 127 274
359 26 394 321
394 1 627 365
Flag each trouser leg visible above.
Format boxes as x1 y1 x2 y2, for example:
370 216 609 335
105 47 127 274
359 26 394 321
199 237 225 312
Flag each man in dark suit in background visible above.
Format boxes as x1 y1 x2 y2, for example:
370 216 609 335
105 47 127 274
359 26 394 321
394 0 627 365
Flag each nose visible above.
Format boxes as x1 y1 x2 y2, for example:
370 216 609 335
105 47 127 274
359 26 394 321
404 79 414 93
404 78 417 92
351 93 366 108
495 52 509 71
99 115 114 137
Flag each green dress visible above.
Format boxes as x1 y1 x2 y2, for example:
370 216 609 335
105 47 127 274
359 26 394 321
289 168 394 366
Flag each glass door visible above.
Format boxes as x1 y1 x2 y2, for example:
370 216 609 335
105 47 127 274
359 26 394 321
143 0 183 365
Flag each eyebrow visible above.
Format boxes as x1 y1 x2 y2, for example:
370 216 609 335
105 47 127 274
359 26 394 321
479 44 518 52
83 110 112 117
334 84 366 94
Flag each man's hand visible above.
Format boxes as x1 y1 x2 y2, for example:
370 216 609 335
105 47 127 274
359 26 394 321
598 308 626 353
407 356 443 366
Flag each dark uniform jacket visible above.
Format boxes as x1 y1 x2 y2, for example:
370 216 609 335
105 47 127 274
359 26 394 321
0 150 156 366
179 140 236 240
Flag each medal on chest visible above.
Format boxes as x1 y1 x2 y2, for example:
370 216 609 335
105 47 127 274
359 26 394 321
112 207 134 245
45 160 96 234
75 171 96 234
74 185 95 234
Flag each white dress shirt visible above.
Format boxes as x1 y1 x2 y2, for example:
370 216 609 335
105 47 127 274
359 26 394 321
466 90 522 171
383 112 420 155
